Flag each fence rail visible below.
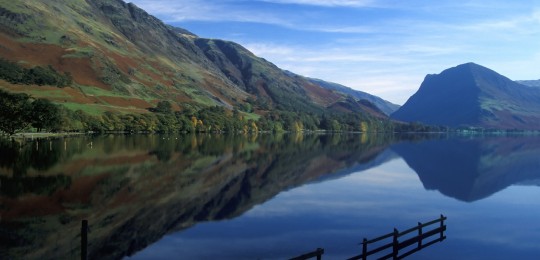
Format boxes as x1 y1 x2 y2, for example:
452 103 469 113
347 214 447 260
289 215 447 260
289 248 324 260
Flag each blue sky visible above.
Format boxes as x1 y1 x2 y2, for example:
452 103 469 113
127 0 540 105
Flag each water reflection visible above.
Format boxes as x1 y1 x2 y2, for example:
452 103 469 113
3 134 540 259
0 133 394 259
392 136 540 202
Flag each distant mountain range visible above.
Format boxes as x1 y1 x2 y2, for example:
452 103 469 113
305 77 400 115
391 63 540 130
0 0 393 126
517 79 540 88
2 0 540 131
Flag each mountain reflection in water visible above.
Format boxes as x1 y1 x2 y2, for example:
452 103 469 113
1 133 540 259
0 133 392 259
392 136 540 202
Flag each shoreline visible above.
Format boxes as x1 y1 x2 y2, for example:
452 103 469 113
9 132 87 140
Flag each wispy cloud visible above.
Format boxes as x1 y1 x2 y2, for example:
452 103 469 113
128 0 378 32
257 0 376 7
241 43 296 57
305 25 375 33
126 0 540 104
240 35 467 104
453 9 540 36
128 0 295 25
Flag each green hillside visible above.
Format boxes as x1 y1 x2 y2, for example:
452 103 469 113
0 0 404 134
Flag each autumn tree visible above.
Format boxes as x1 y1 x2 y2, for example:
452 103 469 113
360 121 369 133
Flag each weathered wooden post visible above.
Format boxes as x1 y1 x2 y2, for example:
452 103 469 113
362 238 367 260
81 220 88 260
392 228 399 259
440 214 445 239
316 248 323 260
418 222 423 248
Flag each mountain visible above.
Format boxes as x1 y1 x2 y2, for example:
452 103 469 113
517 79 540 88
306 77 400 115
391 63 540 130
0 0 388 132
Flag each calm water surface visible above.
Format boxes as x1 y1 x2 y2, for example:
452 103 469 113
1 134 540 259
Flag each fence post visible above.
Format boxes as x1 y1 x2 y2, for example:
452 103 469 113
440 214 445 239
81 220 88 260
392 228 399 259
418 222 423 247
316 248 323 260
362 238 367 260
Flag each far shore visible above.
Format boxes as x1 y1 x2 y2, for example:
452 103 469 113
3 128 539 141
9 132 86 140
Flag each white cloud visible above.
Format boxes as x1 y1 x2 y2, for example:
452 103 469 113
128 0 295 25
257 0 376 7
239 38 466 104
241 43 296 57
126 0 540 105
128 0 379 32
297 25 374 34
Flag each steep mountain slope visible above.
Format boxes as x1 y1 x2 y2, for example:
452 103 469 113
306 77 400 115
0 0 385 127
391 63 540 129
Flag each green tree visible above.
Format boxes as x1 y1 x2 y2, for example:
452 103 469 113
29 98 61 132
155 100 173 113
0 58 24 83
0 89 32 135
331 119 341 131
0 58 72 87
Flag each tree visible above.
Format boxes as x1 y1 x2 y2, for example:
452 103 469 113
30 98 61 132
331 119 341 131
360 121 369 133
0 58 72 87
0 89 32 135
155 100 173 114
191 116 198 128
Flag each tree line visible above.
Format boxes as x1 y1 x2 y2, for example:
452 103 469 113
0 89 447 136
0 58 72 87
0 89 61 135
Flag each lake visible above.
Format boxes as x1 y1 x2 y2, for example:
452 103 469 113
1 133 540 259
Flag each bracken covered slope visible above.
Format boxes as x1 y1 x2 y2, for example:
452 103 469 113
0 0 390 119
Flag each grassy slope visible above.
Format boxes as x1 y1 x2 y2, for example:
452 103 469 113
0 0 387 122
1 0 228 112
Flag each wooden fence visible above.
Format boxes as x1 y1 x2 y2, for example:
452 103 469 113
347 214 447 260
289 215 446 260
289 248 324 260
81 220 88 260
